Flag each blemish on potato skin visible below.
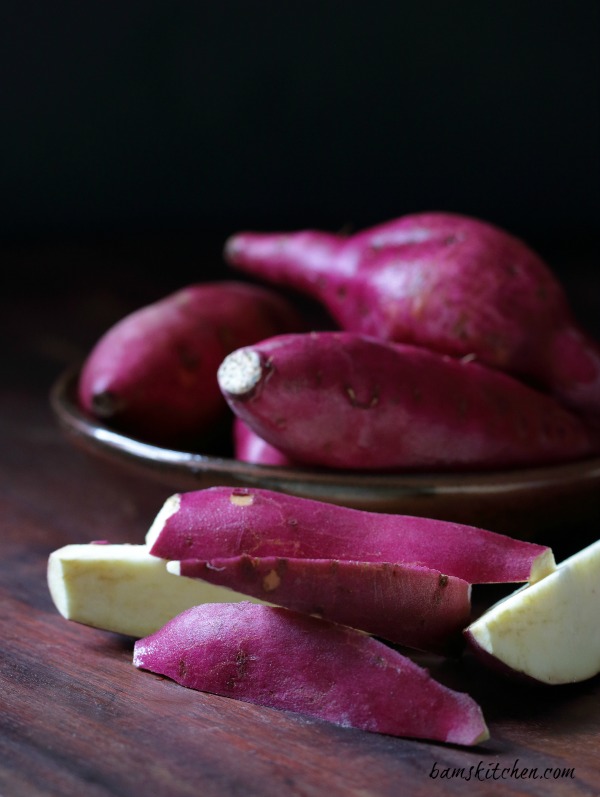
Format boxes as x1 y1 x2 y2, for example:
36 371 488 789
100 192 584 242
444 235 459 246
452 313 470 342
230 489 254 507
457 397 468 421
262 569 281 592
432 574 450 607
407 385 422 405
205 561 226 572
345 385 380 409
178 658 188 679
176 343 200 371
235 649 249 678
460 353 477 364
216 324 237 352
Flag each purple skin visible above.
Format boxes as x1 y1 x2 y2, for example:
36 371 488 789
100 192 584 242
463 630 551 687
175 555 471 654
232 417 294 467
77 281 304 446
133 602 489 746
217 332 593 472
224 212 600 431
148 486 553 585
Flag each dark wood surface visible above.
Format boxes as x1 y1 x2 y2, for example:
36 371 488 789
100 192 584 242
1 239 599 797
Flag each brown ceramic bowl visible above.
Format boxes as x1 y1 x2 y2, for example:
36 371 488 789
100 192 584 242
50 366 600 539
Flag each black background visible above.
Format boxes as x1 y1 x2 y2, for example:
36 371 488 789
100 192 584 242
2 1 598 290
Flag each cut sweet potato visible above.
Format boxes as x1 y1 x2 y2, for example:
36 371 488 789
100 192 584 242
147 486 555 586
133 602 489 746
170 555 471 653
465 539 600 684
47 543 263 637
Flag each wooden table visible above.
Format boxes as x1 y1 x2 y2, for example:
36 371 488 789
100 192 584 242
1 239 599 796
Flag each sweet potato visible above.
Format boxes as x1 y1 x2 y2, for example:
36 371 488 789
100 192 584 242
77 281 303 445
47 543 264 638
146 486 556 585
464 539 600 685
133 602 489 745
224 212 600 429
233 417 294 467
170 555 470 652
216 332 592 471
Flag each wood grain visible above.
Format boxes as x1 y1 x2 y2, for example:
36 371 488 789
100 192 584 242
1 243 599 796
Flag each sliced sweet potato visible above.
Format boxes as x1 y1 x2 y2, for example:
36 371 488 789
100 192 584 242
147 486 556 586
133 602 489 746
170 555 471 653
47 543 263 637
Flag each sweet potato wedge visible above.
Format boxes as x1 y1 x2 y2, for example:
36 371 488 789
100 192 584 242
133 602 489 746
78 281 303 445
464 539 600 685
146 486 555 585
47 543 263 637
216 332 592 471
224 212 600 430
170 555 471 653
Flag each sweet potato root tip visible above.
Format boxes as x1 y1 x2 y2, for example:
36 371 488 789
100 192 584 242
90 390 123 418
217 348 264 397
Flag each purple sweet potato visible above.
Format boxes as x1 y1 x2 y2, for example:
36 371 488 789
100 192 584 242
233 417 294 467
133 602 489 745
146 486 556 585
216 332 593 471
171 555 471 653
224 212 600 429
77 281 304 445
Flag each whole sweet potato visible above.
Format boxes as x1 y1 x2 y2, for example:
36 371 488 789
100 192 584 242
133 602 489 745
78 281 303 445
224 212 600 429
171 555 471 653
233 417 294 467
216 332 593 471
146 486 555 585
